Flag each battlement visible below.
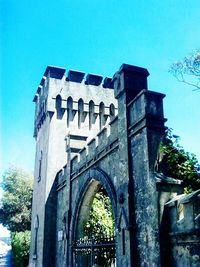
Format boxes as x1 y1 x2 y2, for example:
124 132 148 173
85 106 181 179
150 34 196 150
33 66 117 137
70 116 118 175
56 117 118 189
31 63 200 267
33 66 114 102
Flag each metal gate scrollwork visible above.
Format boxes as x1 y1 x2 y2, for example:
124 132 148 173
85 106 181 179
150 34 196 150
72 235 116 267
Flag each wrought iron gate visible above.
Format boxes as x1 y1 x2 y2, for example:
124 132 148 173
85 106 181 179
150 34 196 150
72 235 116 267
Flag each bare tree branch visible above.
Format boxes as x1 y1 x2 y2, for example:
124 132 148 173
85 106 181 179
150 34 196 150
169 50 200 91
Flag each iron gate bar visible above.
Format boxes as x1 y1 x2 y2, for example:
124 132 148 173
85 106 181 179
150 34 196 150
72 235 116 266
74 242 115 249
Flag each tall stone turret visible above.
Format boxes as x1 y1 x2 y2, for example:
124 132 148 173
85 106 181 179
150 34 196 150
29 66 117 267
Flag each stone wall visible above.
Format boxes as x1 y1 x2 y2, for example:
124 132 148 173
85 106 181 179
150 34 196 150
29 63 200 267
161 190 200 267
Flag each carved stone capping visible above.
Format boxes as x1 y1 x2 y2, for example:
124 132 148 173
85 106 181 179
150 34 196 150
66 134 88 152
40 77 46 86
37 85 42 94
44 65 66 79
165 189 200 207
178 189 200 204
164 194 184 208
155 173 183 193
103 77 114 89
144 91 165 117
97 127 108 149
128 90 166 130
67 70 85 83
165 189 200 232
113 63 149 101
33 94 39 102
87 138 96 156
85 74 103 86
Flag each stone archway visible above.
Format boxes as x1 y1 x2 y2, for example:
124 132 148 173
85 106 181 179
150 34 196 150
71 168 117 267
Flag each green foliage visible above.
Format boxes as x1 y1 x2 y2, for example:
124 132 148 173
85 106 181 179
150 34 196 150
84 190 114 238
158 129 200 192
83 190 115 266
169 49 200 91
11 231 31 267
0 167 33 232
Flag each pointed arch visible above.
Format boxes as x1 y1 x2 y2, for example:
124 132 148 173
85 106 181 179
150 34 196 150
110 103 115 119
33 215 39 259
67 97 73 127
89 100 95 130
99 102 105 129
78 98 84 129
71 168 117 240
55 95 63 119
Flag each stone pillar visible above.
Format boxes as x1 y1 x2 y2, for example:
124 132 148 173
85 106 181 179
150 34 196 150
113 64 166 267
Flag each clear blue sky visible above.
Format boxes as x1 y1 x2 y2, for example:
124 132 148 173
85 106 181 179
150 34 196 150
1 0 200 178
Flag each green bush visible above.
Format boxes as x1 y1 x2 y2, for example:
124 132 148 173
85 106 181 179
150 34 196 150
11 231 31 267
158 129 200 192
84 190 114 238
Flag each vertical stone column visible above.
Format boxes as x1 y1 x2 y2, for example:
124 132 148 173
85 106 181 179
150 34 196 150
113 64 166 267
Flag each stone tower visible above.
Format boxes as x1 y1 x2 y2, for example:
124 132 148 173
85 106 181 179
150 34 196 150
29 66 117 266
30 64 200 267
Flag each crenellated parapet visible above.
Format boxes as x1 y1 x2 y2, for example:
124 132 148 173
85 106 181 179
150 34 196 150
33 66 66 136
56 116 118 187
33 66 117 137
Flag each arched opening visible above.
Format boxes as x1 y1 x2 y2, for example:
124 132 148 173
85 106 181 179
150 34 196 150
56 95 64 119
73 179 116 266
78 98 84 129
89 100 95 130
99 102 105 130
38 151 43 182
67 97 73 127
33 215 39 260
109 104 115 120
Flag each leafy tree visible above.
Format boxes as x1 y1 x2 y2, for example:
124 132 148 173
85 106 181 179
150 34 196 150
11 231 31 267
158 129 200 192
169 50 200 91
0 166 33 232
83 189 115 266
84 189 114 238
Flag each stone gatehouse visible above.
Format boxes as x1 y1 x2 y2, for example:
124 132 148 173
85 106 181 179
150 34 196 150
29 64 200 267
